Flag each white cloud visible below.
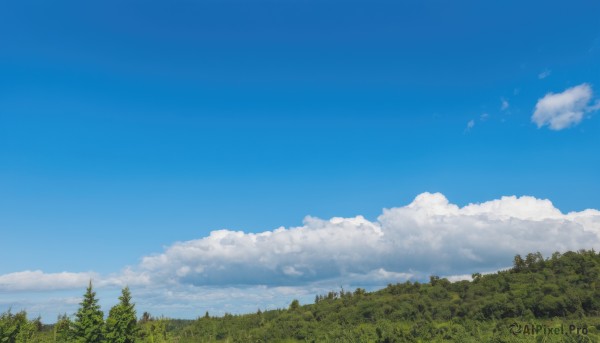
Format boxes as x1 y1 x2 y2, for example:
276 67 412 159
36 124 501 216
501 99 509 110
538 69 551 79
5 193 600 290
532 83 597 130
2 193 600 320
0 268 150 292
137 192 600 287
100 267 151 288
588 100 600 112
0 271 98 292
464 119 475 132
444 274 472 282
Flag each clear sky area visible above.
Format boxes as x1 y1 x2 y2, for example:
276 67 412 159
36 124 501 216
1 0 599 321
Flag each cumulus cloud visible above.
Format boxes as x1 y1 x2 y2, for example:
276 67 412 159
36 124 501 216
136 192 600 288
532 83 597 130
501 98 509 110
139 214 389 286
2 193 600 319
5 193 600 291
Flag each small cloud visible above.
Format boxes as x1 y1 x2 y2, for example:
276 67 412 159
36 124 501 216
501 98 509 111
589 36 600 53
532 83 597 130
588 100 600 112
538 69 552 79
480 113 489 121
464 119 475 132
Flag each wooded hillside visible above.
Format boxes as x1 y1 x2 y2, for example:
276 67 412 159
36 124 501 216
2 250 600 342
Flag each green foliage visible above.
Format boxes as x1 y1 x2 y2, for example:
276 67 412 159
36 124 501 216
105 287 138 343
289 299 300 311
138 316 181 343
54 314 73 342
170 249 600 342
73 281 104 343
0 310 46 343
3 249 600 342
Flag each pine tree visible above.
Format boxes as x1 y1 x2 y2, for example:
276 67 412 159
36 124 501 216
105 287 138 343
73 280 104 343
54 313 73 342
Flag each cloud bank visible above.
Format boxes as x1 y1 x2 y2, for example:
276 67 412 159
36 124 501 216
2 193 600 319
6 192 600 291
532 83 598 130
137 193 599 288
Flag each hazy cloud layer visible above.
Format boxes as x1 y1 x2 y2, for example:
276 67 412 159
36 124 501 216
532 83 596 130
0 268 150 292
0 271 98 292
2 193 600 319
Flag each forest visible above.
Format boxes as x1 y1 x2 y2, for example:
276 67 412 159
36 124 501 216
1 249 600 342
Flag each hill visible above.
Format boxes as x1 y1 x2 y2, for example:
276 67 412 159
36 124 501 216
2 250 600 342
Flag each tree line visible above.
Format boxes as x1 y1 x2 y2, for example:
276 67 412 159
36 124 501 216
2 249 600 342
1 282 140 343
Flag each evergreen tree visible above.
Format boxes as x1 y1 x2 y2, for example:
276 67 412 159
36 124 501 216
0 310 29 343
73 281 104 343
54 313 73 342
105 287 138 343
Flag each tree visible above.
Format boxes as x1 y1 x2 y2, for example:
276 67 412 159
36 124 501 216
139 312 152 324
0 310 28 343
55 313 73 342
73 280 104 343
354 288 366 297
289 299 300 311
0 310 43 343
105 287 138 343
513 254 525 272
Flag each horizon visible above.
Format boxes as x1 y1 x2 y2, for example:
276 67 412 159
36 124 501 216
1 0 600 322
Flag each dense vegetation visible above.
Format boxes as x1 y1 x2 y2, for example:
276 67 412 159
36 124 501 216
2 250 600 342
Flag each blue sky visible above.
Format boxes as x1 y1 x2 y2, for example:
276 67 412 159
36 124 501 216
1 0 600 321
